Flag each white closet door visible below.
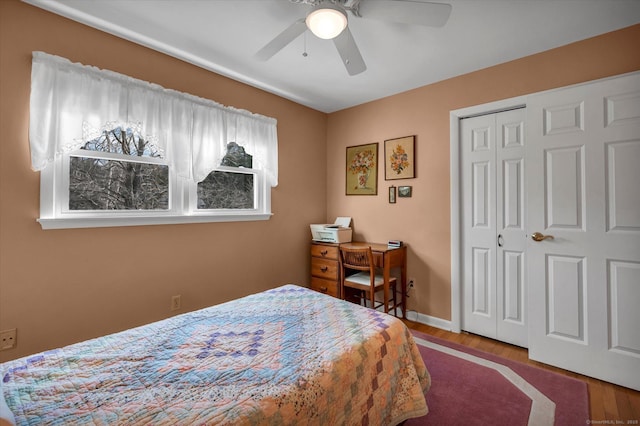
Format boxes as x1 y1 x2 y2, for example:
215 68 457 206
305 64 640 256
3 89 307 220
496 109 527 347
527 72 640 390
461 108 527 347
462 114 497 340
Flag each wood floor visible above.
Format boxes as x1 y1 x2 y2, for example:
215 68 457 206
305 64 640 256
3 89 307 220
403 319 640 423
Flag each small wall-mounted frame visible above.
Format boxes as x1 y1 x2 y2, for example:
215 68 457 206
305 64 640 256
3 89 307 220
384 135 415 180
346 142 378 195
389 186 396 203
398 186 412 198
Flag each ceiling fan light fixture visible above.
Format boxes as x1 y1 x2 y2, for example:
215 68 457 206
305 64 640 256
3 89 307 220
305 4 347 40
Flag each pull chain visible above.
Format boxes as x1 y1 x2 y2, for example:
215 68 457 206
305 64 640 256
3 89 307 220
302 31 308 57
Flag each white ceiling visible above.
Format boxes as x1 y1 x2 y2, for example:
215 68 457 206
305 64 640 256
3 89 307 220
24 0 640 113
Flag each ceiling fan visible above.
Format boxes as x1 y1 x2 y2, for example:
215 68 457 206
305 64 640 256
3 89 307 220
255 0 452 76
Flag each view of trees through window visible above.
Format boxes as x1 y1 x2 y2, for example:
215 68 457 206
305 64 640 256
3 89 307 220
69 125 255 212
69 125 168 211
197 142 255 210
197 171 254 209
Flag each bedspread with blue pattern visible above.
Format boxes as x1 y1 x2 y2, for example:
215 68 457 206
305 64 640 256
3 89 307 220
1 285 429 425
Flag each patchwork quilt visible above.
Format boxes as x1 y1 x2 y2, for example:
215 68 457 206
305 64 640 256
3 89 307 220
1 284 430 425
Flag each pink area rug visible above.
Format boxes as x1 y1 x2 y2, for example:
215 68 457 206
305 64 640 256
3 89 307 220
407 331 590 426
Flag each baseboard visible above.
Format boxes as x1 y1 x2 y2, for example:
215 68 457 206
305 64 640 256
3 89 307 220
406 310 454 332
365 301 454 332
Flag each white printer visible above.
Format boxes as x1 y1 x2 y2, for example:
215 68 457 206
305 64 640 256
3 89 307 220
310 217 352 243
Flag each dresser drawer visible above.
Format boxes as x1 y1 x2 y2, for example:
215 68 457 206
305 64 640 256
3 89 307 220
310 277 340 298
310 244 339 260
311 257 339 280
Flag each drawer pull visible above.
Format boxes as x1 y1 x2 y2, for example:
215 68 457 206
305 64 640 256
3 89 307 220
320 286 328 293
320 266 328 272
321 250 328 256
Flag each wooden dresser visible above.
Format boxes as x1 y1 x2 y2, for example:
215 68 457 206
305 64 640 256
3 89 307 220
310 241 408 318
310 242 341 298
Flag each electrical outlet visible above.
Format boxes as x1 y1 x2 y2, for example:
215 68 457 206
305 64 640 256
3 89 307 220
0 328 17 350
171 295 181 311
408 278 415 288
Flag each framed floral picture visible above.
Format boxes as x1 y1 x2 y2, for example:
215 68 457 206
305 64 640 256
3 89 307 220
384 135 415 180
346 142 378 195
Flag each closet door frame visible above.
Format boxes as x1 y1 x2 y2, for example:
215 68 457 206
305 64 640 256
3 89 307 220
450 96 527 333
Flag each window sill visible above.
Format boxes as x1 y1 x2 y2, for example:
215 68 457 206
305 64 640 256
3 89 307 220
37 213 273 230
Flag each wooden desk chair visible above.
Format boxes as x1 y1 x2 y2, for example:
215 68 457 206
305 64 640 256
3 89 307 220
339 246 399 317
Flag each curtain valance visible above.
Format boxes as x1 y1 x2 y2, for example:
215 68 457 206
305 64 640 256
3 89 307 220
29 52 278 186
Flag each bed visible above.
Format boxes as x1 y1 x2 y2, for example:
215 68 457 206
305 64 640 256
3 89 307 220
1 284 430 425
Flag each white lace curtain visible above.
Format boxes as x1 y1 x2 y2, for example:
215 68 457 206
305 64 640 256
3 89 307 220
29 52 278 186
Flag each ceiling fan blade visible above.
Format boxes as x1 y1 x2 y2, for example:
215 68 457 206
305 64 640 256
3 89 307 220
333 27 366 76
358 0 452 27
255 19 307 61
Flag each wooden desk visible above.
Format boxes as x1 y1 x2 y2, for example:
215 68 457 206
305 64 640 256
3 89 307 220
337 241 408 319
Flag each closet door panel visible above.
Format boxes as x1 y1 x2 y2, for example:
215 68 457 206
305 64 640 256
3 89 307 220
462 107 527 347
461 114 497 338
496 108 527 347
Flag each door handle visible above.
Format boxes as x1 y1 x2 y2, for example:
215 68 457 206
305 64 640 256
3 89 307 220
531 232 554 242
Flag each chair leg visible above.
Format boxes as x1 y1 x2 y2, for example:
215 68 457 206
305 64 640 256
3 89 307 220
370 289 376 311
392 284 400 316
363 290 373 309
391 283 398 317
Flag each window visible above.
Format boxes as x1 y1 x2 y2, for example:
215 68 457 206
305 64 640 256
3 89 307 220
68 123 168 212
196 142 255 210
39 125 271 229
30 52 277 229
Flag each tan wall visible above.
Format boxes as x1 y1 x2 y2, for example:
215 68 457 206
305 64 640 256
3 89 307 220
326 24 640 321
0 0 328 362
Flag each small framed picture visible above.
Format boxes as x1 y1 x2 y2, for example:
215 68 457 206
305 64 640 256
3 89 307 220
389 186 396 204
398 186 412 198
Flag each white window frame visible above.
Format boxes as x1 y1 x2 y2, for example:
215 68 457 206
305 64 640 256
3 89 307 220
38 152 272 230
